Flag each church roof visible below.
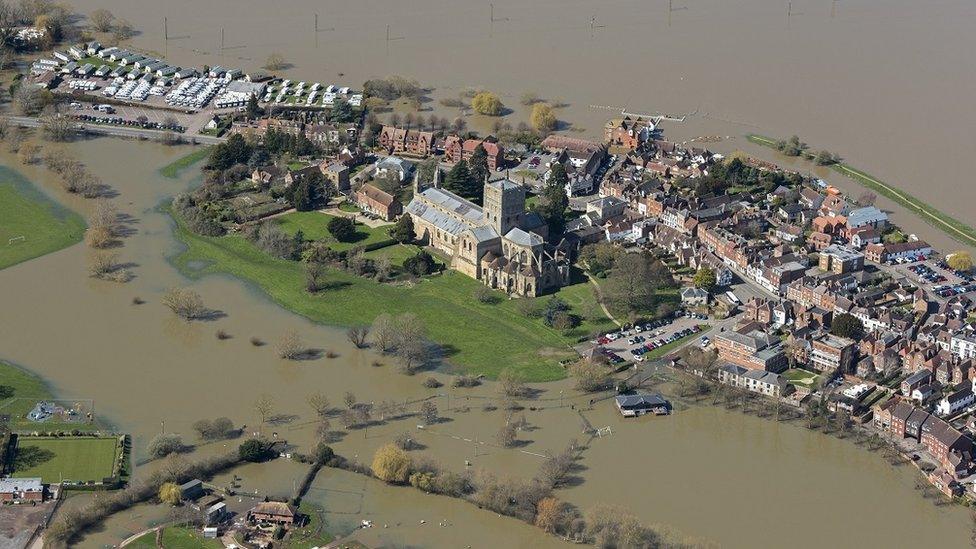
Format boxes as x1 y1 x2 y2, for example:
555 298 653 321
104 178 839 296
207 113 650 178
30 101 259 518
505 227 544 247
404 187 483 237
486 178 521 192
468 224 500 243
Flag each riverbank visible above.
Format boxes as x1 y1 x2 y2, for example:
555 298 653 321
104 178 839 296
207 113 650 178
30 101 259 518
746 134 976 247
0 166 86 271
169 210 613 381
158 147 212 179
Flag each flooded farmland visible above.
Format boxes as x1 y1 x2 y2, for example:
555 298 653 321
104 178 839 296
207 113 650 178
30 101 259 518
66 0 976 254
0 136 973 546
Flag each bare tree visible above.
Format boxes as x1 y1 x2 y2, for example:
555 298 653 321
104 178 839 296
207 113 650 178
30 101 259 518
497 421 518 448
112 19 134 42
498 368 528 398
254 393 274 429
13 84 46 116
343 391 357 409
276 330 307 359
264 53 287 71
371 313 398 351
419 401 438 425
347 326 369 348
161 287 207 320
17 141 40 164
89 8 115 32
306 391 331 419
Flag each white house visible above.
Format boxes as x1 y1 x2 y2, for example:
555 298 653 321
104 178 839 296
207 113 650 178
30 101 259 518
936 384 975 416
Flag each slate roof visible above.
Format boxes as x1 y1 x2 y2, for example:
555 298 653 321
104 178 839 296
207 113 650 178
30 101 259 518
405 188 484 237
505 227 544 247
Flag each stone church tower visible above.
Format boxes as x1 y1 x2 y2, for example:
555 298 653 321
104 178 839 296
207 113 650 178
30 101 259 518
483 179 525 236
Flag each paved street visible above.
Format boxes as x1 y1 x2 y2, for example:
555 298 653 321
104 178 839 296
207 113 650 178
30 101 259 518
7 115 225 145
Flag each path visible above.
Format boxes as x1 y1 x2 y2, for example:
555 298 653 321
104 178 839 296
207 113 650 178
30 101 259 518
584 272 620 327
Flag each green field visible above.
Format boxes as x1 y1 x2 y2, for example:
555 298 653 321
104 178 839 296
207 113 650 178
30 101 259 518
0 361 97 432
129 526 224 549
782 368 820 389
11 436 118 483
274 211 395 252
159 147 213 179
287 502 336 548
0 166 86 271
172 214 615 380
746 133 976 247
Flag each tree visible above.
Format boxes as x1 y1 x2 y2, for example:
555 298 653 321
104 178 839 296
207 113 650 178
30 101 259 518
329 98 355 124
89 9 114 32
159 482 181 506
947 251 973 272
403 250 437 277
246 93 261 119
307 391 331 420
161 288 207 320
372 443 412 483
416 157 439 187
113 19 135 42
537 163 570 235
471 91 503 116
347 326 370 348
693 267 717 291
857 191 877 206
276 330 307 359
570 360 609 392
444 159 479 201
40 110 73 141
603 252 674 316
327 216 356 242
814 149 837 165
530 103 557 133
147 434 186 459
264 53 287 71
497 421 518 447
499 368 528 398
389 213 415 244
254 393 274 428
13 84 47 116
830 313 864 340
535 497 567 534
419 401 438 424
239 438 272 462
468 144 490 186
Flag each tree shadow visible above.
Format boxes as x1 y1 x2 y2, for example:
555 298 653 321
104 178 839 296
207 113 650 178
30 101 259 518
510 439 534 448
268 414 299 426
196 309 228 322
286 348 324 361
14 446 55 470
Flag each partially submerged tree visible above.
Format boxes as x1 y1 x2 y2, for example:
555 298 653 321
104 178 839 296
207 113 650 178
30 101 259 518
161 287 207 320
372 443 412 484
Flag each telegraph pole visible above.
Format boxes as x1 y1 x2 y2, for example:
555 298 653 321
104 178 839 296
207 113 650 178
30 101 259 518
164 17 168 40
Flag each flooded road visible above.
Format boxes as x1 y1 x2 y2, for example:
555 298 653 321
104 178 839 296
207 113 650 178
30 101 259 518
68 0 976 252
0 137 972 547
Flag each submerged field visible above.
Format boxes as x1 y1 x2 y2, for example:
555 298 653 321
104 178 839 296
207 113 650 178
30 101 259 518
0 166 86 271
171 214 615 381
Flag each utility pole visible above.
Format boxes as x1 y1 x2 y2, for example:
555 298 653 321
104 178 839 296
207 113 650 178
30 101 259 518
164 17 168 40
830 0 837 18
219 28 224 51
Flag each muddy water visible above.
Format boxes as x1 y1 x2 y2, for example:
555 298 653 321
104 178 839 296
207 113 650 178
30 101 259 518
69 0 976 251
0 136 972 548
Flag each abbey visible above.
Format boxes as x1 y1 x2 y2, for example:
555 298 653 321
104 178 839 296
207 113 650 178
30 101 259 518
404 179 570 297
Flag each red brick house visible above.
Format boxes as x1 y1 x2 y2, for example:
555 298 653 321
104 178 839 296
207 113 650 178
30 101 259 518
354 183 402 221
247 501 298 526
444 136 504 170
379 126 434 157
0 478 44 503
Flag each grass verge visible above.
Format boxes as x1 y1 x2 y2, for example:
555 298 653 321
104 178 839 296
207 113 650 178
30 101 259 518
0 166 86 271
159 146 212 179
746 133 976 247
170 212 614 381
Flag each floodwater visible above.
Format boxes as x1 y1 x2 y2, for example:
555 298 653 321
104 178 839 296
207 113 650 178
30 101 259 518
68 0 976 253
0 137 972 547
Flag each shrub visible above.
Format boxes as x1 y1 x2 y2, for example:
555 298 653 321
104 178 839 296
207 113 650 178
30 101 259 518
327 216 357 242
147 433 186 459
372 443 412 484
471 91 503 116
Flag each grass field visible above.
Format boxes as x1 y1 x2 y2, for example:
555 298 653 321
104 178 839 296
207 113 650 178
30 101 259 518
0 166 86 271
274 211 395 252
159 147 212 179
746 133 976 247
782 368 820 389
128 526 224 549
171 213 615 381
0 361 97 432
287 502 336 548
11 436 118 483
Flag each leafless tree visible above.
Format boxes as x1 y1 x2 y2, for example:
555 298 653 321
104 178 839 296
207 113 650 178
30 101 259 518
497 421 518 448
276 330 307 359
347 326 369 348
306 391 331 419
17 141 40 164
89 9 115 32
254 393 274 428
419 401 438 425
264 53 287 71
161 287 207 320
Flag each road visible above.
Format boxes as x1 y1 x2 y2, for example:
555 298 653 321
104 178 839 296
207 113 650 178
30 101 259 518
7 116 226 145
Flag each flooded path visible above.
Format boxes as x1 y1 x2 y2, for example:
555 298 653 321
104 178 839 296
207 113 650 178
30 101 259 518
0 137 971 547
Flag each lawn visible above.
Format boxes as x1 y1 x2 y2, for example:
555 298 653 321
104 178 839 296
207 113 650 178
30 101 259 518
11 436 118 484
159 146 212 179
287 502 335 548
0 361 97 432
160 526 224 549
274 211 395 252
0 166 86 271
172 215 613 381
782 368 820 389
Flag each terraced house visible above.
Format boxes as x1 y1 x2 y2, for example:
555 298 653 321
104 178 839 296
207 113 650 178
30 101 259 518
405 179 569 297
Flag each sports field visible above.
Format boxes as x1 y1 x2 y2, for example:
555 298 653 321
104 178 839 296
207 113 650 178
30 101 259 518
11 436 119 484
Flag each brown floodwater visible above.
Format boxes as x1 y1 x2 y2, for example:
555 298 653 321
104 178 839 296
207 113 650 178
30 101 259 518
67 0 976 253
0 137 972 548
